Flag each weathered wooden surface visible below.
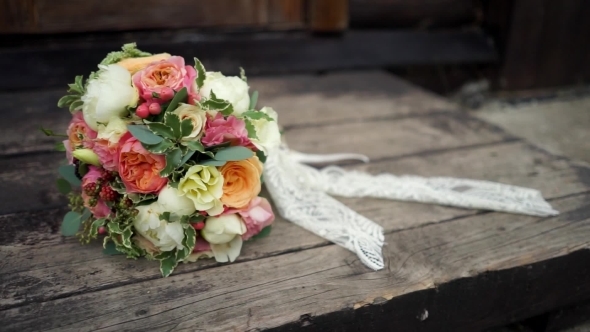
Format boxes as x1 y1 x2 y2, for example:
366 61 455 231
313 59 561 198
1 71 590 331
0 31 497 90
0 0 304 33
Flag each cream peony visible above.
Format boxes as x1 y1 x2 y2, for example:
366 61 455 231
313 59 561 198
249 106 281 155
178 165 224 216
82 64 138 131
157 186 196 218
201 214 246 263
133 202 185 252
200 72 250 115
97 116 128 144
172 103 207 141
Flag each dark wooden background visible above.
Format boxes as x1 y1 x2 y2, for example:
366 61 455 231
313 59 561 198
1 0 589 92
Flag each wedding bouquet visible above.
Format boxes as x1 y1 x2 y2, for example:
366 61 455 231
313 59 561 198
46 44 281 277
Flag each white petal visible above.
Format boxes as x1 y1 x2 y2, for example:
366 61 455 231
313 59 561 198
211 236 243 263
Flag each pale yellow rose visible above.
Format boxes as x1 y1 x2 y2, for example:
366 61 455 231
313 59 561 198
173 103 207 141
178 165 224 216
116 53 171 74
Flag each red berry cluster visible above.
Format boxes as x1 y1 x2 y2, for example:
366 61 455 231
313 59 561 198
83 170 122 207
99 186 118 202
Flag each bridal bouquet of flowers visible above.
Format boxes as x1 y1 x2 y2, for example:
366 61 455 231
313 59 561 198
46 44 281 277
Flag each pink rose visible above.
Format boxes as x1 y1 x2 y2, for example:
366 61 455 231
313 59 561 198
93 138 119 172
227 197 275 240
64 139 74 164
68 112 97 149
118 133 167 194
201 113 254 148
81 166 111 218
192 237 212 253
132 56 197 103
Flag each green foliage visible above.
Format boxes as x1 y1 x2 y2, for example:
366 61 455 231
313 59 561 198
181 119 194 137
159 252 178 277
252 226 272 239
146 122 175 140
194 58 206 89
244 118 258 139
164 113 182 138
58 165 81 186
102 241 123 255
242 110 273 122
56 178 72 195
89 218 107 239
240 67 247 82
160 148 183 177
55 142 66 152
200 159 226 167
40 127 67 138
100 43 152 65
214 146 254 161
201 91 233 116
61 209 90 236
164 87 188 114
128 125 164 145
255 150 267 163
143 139 175 154
57 75 85 113
249 91 258 109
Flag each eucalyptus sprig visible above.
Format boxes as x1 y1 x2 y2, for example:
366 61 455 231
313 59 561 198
57 75 86 113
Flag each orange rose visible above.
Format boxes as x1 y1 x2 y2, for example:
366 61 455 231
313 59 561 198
118 133 167 194
220 156 263 209
116 53 171 74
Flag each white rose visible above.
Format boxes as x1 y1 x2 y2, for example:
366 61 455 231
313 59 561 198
250 106 281 155
97 116 128 144
157 186 196 218
202 214 246 263
172 103 207 141
200 72 250 115
82 64 139 131
133 202 185 252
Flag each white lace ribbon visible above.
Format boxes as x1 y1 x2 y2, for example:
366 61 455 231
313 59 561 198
263 146 559 271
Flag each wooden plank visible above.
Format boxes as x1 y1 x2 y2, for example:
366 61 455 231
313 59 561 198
308 0 349 32
0 0 307 34
0 0 36 33
0 112 509 214
0 30 498 90
2 141 589 310
0 72 456 156
2 192 589 331
349 0 479 29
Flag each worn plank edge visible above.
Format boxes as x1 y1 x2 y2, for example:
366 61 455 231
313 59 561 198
2 189 588 313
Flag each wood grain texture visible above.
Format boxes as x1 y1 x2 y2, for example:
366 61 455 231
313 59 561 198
2 193 589 332
349 0 479 29
0 71 455 156
0 30 497 90
308 0 349 32
2 141 589 310
0 0 306 33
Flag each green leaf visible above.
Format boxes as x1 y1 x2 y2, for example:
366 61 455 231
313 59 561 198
249 91 258 110
242 110 273 122
179 150 196 166
244 119 258 139
90 218 107 239
102 241 123 255
183 226 196 258
56 178 72 195
78 163 89 178
128 125 164 145
61 211 82 236
185 140 205 152
159 211 171 222
252 226 272 239
199 159 226 167
142 139 175 154
255 149 267 163
58 165 81 186
147 123 175 140
180 119 194 137
164 113 182 138
165 87 188 114
121 227 133 248
240 67 247 82
55 142 66 152
69 100 84 112
214 146 254 161
160 148 183 177
189 215 206 223
202 92 233 116
107 221 123 234
160 254 178 277
194 58 206 89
